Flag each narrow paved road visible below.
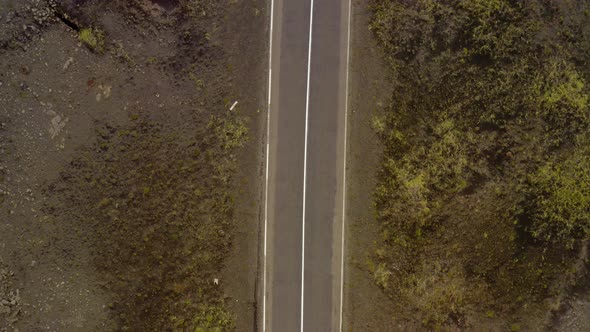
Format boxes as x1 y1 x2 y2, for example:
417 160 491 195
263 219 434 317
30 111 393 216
263 0 350 330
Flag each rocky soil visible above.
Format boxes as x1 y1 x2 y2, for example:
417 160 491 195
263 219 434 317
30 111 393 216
0 0 266 330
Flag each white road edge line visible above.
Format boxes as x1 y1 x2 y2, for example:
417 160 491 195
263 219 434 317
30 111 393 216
262 0 274 329
301 0 315 330
339 0 352 330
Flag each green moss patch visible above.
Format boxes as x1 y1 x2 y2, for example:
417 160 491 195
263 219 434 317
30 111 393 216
78 28 105 53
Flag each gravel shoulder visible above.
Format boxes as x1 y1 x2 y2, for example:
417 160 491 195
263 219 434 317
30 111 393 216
343 0 400 330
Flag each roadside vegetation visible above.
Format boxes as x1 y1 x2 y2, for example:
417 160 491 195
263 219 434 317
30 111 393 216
369 0 590 329
47 112 246 331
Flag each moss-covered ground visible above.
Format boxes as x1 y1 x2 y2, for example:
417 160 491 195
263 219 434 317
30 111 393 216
369 0 590 329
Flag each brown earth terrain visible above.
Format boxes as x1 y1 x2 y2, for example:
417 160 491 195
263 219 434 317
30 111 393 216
0 0 266 331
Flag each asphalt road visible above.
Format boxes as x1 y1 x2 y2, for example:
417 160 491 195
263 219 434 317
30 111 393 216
264 0 350 330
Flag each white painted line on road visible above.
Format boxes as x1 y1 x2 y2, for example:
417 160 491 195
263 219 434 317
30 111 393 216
339 0 352 330
301 0 315 330
262 0 274 329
